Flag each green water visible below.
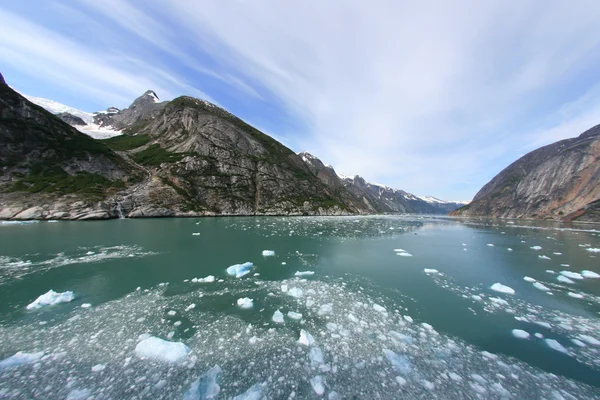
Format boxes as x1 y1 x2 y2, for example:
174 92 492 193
0 216 599 399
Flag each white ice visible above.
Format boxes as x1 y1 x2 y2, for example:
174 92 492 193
487 244 494 247
557 276 575 284
567 292 583 299
530 246 542 250
91 364 106 372
489 297 508 306
511 329 530 339
226 262 253 278
262 250 275 256
81 303 92 308
26 289 74 309
424 268 439 274
310 375 325 396
183 365 222 400
490 283 515 295
272 310 284 324
237 298 253 309
0 351 44 370
233 383 264 400
294 271 315 276
539 255 551 260
192 275 215 283
373 304 387 313
287 311 302 320
585 248 600 253
578 334 600 346
383 349 412 374
533 282 550 292
545 339 569 355
299 329 316 346
134 336 190 363
523 277 536 282
560 271 584 280
581 270 600 278
287 287 303 298
309 347 324 365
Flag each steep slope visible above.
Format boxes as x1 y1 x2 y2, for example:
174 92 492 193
451 124 600 221
93 90 165 131
418 196 468 214
0 73 136 220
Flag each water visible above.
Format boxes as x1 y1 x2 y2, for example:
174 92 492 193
0 215 599 399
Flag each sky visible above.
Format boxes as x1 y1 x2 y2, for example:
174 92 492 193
2 1 600 201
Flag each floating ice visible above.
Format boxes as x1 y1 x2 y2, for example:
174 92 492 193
546 270 555 274
560 271 584 280
192 275 215 283
134 336 190 363
91 364 105 372
167 310 177 316
581 270 600 278
396 251 413 257
511 329 530 339
383 349 412 374
373 304 387 313
226 262 253 278
294 271 315 277
185 303 196 311
262 250 275 256
309 347 324 365
578 335 600 346
66 389 91 400
272 310 284 324
567 292 584 299
237 298 253 309
557 276 575 284
318 304 333 316
287 311 302 320
233 383 264 400
544 339 569 355
81 303 92 308
299 329 316 346
530 246 542 250
487 244 494 247
183 365 222 400
0 351 44 370
533 282 550 292
490 283 515 295
287 287 303 298
489 297 508 306
423 268 439 274
310 375 325 396
538 255 551 260
192 233 200 236
26 289 74 309
507 248 513 251
585 248 600 253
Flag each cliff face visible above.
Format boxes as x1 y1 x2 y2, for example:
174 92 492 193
451 125 600 221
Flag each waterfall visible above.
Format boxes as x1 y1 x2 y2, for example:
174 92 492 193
116 202 124 219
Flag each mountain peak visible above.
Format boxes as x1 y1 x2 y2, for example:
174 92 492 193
0 72 5 86
130 90 160 108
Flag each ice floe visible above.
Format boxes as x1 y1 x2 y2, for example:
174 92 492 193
423 268 439 274
294 271 315 276
226 262 254 278
559 271 584 280
557 276 575 284
533 282 550 292
383 349 412 374
490 283 515 295
538 255 551 260
232 382 264 400
26 289 74 310
581 270 600 278
192 275 215 283
298 329 315 346
134 336 190 363
183 365 221 400
261 250 275 256
585 248 600 253
511 329 530 339
287 311 302 320
0 351 44 370
523 276 536 282
567 292 584 299
530 246 542 250
544 339 569 355
272 310 284 324
237 298 253 309
310 375 325 396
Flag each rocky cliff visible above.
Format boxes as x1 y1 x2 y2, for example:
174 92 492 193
451 124 600 222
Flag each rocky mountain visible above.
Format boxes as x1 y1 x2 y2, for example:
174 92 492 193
93 90 165 131
451 124 600 222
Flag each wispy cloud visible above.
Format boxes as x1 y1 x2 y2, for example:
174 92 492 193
2 1 600 200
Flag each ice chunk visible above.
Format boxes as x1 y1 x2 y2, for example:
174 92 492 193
557 276 575 284
373 304 387 313
310 376 325 396
396 251 413 257
424 268 439 274
81 303 92 308
571 339 586 347
578 334 600 346
545 339 569 354
490 283 515 295
328 391 341 400
183 365 222 400
272 310 284 324
538 255 551 260
523 277 536 282
581 270 600 278
560 271 584 280
294 271 315 277
287 311 302 320
233 383 264 400
281 284 288 292
288 287 303 298
91 364 105 372
487 244 494 247
299 329 315 346
193 275 215 283
0 351 44 370
66 389 91 400
533 282 550 291
396 376 407 386
530 246 542 250
26 289 74 309
318 304 333 316
511 329 530 339
226 262 253 278
237 298 253 309
383 349 412 374
585 248 600 253
134 336 190 363
168 310 177 316
489 297 508 306
567 292 583 299
309 347 324 365
185 303 196 311
262 250 275 256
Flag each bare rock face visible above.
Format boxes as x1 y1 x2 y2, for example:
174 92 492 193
451 124 600 221
93 90 165 131
56 112 86 126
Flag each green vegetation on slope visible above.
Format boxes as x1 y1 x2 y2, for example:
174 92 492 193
132 144 186 166
101 134 150 151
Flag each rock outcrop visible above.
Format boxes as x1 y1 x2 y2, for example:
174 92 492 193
56 112 86 126
451 124 600 221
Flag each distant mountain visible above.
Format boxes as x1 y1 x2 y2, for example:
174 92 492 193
451 124 600 222
22 94 94 124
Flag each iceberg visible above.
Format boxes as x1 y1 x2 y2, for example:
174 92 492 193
226 262 254 278
511 329 530 339
287 287 303 298
287 311 303 320
309 347 324 365
299 329 316 346
233 383 264 400
530 246 542 250
424 268 439 274
490 283 515 295
272 310 284 324
567 292 584 299
0 351 44 370
581 270 600 278
310 375 325 396
26 289 74 309
544 339 569 355
578 334 600 346
557 275 575 284
533 282 550 292
183 365 222 400
383 349 412 375
585 248 600 253
192 275 215 283
262 250 275 256
237 298 253 309
294 271 315 277
560 271 584 280
134 336 190 363
523 277 536 282
373 304 387 313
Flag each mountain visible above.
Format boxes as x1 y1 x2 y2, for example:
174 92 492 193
451 124 600 222
0 75 367 219
417 196 469 214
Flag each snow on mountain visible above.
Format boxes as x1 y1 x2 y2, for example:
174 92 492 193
22 94 94 124
21 94 122 139
418 196 469 205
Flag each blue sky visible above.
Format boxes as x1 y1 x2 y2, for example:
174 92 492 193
2 1 600 201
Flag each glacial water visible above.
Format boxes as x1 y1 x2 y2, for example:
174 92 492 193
0 215 599 399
